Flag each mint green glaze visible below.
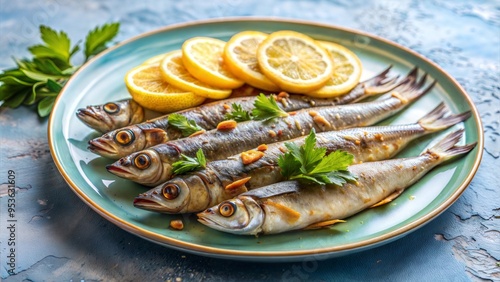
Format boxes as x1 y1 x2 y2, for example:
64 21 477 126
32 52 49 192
49 19 482 261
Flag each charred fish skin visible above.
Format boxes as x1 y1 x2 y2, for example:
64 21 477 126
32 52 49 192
133 103 471 214
197 130 477 235
88 67 402 159
76 99 145 133
108 70 431 186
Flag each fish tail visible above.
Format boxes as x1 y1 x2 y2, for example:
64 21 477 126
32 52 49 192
362 65 393 86
361 65 405 98
399 75 436 104
417 102 471 132
421 129 477 162
382 67 435 105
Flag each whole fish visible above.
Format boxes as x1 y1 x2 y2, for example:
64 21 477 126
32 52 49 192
88 66 401 159
107 71 433 186
197 130 476 235
76 99 145 133
133 103 470 213
76 84 263 133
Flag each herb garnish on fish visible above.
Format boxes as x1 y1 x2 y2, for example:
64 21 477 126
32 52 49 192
167 114 204 136
172 148 207 175
225 94 290 122
278 129 357 185
251 94 289 121
224 103 253 122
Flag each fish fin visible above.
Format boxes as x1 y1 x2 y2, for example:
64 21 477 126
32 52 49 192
264 200 301 224
142 128 169 143
241 181 300 198
418 103 471 132
420 129 477 162
303 219 346 230
371 189 404 208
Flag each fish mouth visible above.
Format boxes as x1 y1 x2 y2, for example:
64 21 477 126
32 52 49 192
197 216 218 227
133 197 165 211
88 139 118 156
76 108 103 125
134 195 186 213
197 212 223 228
76 107 113 132
76 108 98 119
106 164 132 177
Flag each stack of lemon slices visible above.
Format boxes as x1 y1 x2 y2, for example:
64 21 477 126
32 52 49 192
124 30 362 113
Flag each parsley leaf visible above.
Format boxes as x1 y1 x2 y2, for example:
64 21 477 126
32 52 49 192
278 129 357 185
277 150 302 179
172 149 207 175
28 25 73 67
251 93 289 121
298 129 325 173
0 23 120 117
168 113 204 136
224 103 252 122
84 23 120 60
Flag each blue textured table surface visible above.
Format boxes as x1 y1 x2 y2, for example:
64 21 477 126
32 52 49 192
0 1 499 281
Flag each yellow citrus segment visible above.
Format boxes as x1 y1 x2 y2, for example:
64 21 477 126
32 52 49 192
257 30 334 93
307 41 363 98
125 64 205 113
182 37 244 89
223 31 280 92
159 50 233 99
142 53 167 65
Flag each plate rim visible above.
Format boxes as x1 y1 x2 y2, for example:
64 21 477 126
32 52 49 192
48 17 484 259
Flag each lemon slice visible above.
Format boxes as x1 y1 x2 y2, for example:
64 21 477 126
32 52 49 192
306 41 363 97
159 50 233 99
142 53 167 65
223 31 280 92
182 37 244 89
125 64 206 113
257 30 334 93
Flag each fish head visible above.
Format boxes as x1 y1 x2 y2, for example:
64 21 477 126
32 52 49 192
133 174 212 213
88 126 168 159
197 196 264 235
106 149 169 186
76 99 144 133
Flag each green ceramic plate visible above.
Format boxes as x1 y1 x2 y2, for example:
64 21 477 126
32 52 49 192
48 18 483 262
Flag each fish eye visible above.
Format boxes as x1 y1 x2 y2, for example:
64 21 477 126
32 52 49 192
103 102 120 114
162 183 180 200
219 201 236 217
134 154 151 170
114 129 135 146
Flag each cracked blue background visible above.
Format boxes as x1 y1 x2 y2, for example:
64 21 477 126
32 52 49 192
0 0 499 281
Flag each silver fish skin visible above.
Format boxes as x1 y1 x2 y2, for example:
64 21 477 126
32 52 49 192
88 67 400 159
107 70 431 187
133 103 470 213
197 130 476 235
76 99 145 133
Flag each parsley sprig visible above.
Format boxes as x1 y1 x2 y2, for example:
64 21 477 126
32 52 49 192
252 93 289 121
0 23 120 117
168 113 204 136
224 103 252 122
172 149 207 175
278 129 357 185
224 93 289 122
